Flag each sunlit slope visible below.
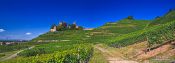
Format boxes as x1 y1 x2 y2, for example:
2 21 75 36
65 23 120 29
150 9 175 26
32 19 150 43
108 10 175 48
95 19 150 34
109 20 175 48
32 30 91 42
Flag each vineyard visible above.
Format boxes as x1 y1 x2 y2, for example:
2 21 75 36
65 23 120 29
0 43 31 53
32 30 91 42
18 42 87 57
2 44 93 63
1 10 175 63
109 20 175 48
0 19 150 63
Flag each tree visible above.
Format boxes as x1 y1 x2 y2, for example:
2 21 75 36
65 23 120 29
155 16 161 20
51 21 84 31
56 25 63 31
62 22 67 28
70 24 76 30
56 22 68 31
77 26 83 30
127 16 134 20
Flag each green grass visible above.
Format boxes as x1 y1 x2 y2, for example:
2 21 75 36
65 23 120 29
18 42 86 57
96 19 150 34
2 44 93 63
149 10 175 26
0 43 31 53
108 20 175 48
89 48 108 63
0 53 5 58
149 59 175 63
0 51 18 61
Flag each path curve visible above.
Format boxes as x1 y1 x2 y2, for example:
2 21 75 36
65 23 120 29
94 44 138 63
0 46 35 61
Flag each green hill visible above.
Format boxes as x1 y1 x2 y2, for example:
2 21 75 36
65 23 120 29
32 17 150 44
3 10 175 63
96 19 150 34
149 9 175 26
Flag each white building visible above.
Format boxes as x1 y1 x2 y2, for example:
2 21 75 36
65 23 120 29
50 26 57 32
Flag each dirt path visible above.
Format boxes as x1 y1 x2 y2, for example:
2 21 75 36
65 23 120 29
94 44 138 63
136 44 172 60
0 46 35 61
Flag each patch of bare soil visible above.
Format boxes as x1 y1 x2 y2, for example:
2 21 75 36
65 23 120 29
136 44 172 60
153 48 175 60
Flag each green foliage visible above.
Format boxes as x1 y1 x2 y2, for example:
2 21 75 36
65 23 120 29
3 44 93 63
96 20 150 34
0 43 30 53
57 25 67 31
0 53 5 58
56 22 68 31
51 22 83 31
109 20 175 48
126 16 134 20
70 24 77 30
32 30 90 41
146 21 175 47
108 30 146 47
18 42 82 57
2 9 175 63
149 10 175 26
15 19 150 62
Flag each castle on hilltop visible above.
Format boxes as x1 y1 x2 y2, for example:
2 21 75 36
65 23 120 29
50 21 83 32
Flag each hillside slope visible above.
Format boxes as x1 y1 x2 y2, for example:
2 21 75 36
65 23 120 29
3 10 175 63
149 9 175 26
32 18 150 46
96 19 150 34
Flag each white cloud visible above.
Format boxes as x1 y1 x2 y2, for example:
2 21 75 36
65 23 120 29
25 32 32 35
0 29 5 32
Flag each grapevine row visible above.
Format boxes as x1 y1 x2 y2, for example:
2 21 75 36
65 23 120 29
109 20 175 48
2 44 93 63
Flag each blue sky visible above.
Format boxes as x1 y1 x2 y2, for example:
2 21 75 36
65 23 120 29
0 0 175 40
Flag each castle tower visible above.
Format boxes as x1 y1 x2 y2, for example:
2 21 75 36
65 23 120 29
73 21 79 29
76 26 79 29
59 21 63 25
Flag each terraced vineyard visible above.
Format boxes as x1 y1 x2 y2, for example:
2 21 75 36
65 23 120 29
2 44 93 63
109 20 175 48
1 10 175 63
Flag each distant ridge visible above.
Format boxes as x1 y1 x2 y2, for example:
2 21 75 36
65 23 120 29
149 9 175 26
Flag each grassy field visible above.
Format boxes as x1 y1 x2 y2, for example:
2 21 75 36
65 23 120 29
89 48 108 63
